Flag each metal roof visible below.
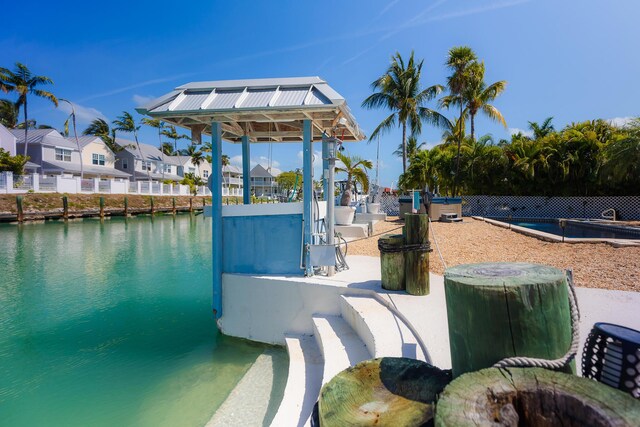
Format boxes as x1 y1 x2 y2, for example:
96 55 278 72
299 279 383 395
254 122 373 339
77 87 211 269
42 160 132 178
136 76 365 143
12 129 78 149
115 138 182 164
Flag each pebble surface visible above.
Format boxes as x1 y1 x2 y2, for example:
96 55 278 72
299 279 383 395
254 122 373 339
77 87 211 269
348 217 640 292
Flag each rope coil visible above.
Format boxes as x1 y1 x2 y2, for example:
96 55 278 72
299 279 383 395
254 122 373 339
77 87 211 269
493 269 581 370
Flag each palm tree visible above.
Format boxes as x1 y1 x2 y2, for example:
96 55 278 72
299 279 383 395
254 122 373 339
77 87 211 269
0 99 18 128
362 51 448 173
221 154 230 166
0 63 58 155
142 118 166 179
336 152 373 206
528 117 555 139
60 99 84 179
160 142 175 155
393 136 426 162
83 118 120 153
161 125 189 152
462 61 507 141
113 111 150 182
439 46 477 195
185 144 204 167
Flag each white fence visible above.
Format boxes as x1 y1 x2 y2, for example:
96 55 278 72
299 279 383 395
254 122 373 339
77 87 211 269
0 172 195 196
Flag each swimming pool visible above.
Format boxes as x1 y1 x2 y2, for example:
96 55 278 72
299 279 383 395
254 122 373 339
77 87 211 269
0 215 286 427
491 217 640 240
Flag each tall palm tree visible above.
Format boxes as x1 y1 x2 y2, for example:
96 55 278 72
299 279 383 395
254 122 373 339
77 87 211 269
439 46 477 195
161 125 189 152
0 63 58 155
160 142 175 155
0 99 18 128
113 111 150 182
393 136 426 162
221 154 230 166
528 117 555 139
462 61 507 142
362 51 448 173
142 118 166 179
83 118 120 153
185 144 204 167
60 99 84 179
336 152 373 206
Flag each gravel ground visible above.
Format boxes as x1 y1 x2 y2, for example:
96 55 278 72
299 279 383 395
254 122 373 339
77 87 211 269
348 217 640 292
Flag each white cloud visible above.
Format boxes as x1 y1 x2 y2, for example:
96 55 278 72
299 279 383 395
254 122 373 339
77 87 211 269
230 155 282 175
509 127 533 137
609 117 633 128
58 101 106 125
230 155 243 166
132 94 155 105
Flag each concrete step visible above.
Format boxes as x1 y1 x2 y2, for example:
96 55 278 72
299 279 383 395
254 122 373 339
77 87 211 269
339 295 426 361
335 223 369 239
312 314 371 385
270 334 323 427
354 212 387 223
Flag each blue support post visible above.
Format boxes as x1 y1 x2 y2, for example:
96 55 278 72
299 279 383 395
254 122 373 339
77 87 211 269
322 134 329 202
211 121 223 318
302 120 313 276
242 134 251 204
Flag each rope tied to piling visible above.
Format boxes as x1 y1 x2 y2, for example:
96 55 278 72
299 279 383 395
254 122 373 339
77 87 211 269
377 240 433 254
493 269 581 370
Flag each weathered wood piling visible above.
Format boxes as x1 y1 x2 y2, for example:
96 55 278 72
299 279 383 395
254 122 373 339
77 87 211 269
444 262 573 377
379 234 406 291
404 213 430 296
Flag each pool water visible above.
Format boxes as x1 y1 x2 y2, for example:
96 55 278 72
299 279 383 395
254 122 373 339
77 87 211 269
497 218 640 239
0 215 285 427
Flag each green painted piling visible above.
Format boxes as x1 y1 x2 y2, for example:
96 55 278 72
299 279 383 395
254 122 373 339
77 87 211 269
124 196 129 216
62 196 68 219
16 195 23 222
99 197 105 218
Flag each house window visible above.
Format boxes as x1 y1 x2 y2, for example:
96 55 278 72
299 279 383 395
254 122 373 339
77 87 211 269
142 161 152 171
188 167 196 174
122 158 128 169
55 148 72 162
164 164 172 173
203 170 209 178
92 153 105 166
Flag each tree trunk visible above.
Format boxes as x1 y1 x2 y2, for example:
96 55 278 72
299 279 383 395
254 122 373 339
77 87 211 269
72 114 84 179
404 213 429 296
318 357 451 427
435 367 640 427
453 103 463 196
470 112 475 142
444 262 573 378
401 121 407 173
23 97 28 156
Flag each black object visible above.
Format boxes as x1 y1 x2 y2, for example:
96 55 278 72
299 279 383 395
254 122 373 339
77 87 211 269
582 322 640 398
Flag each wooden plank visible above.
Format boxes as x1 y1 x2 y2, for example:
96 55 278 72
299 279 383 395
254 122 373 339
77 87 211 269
405 214 429 296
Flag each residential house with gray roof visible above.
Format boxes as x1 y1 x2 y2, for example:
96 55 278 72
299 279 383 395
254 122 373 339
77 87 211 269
114 139 182 181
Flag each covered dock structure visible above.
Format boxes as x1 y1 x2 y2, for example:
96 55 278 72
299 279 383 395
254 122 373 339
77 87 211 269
136 76 365 318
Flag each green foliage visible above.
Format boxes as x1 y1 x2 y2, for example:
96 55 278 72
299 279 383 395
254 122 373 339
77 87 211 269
181 172 204 196
0 99 18 128
0 148 29 174
276 170 302 200
362 51 449 173
399 118 640 196
336 152 373 205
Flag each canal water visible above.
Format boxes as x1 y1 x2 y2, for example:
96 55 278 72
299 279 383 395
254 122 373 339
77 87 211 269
0 214 285 427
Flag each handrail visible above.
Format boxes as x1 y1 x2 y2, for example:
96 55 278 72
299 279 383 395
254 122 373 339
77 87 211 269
601 208 616 221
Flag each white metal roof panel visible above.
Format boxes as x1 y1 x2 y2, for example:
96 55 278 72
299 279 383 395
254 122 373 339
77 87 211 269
272 87 308 107
305 87 331 105
174 91 211 111
207 89 244 109
240 88 275 108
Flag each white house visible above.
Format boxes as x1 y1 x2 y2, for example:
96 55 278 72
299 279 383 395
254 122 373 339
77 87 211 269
0 123 16 155
222 164 243 196
250 164 280 197
172 156 213 181
11 129 128 178
114 139 182 182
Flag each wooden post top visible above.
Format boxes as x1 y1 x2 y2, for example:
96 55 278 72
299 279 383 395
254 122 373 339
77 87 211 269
445 262 565 287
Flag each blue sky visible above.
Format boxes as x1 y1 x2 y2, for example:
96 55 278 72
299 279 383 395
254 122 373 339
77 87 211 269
2 0 638 186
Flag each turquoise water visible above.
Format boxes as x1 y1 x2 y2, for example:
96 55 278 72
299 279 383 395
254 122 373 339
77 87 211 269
0 215 283 427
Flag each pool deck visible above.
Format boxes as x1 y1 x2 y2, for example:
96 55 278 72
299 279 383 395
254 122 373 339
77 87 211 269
480 216 640 247
217 255 640 426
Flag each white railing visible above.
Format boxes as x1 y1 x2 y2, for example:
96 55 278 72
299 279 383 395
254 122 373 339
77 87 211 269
13 175 33 191
39 176 57 192
0 172 216 197
81 179 94 192
98 180 111 193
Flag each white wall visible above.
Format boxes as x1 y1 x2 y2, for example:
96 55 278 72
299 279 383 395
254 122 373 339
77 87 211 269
0 124 16 155
81 140 116 168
